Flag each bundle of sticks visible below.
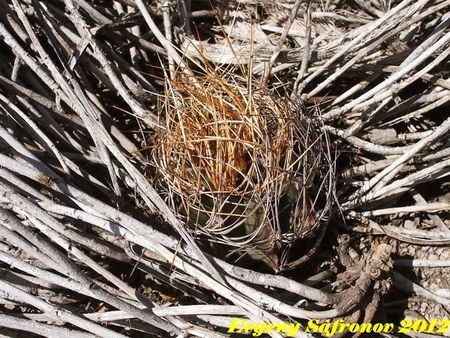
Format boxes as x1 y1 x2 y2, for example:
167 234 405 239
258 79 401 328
0 0 448 336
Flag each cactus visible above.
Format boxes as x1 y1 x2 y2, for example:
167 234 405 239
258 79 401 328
152 63 328 270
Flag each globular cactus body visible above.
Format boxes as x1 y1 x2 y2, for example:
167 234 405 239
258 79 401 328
152 65 330 270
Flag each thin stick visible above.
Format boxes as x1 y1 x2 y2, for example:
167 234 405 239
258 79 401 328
263 0 305 84
0 279 128 338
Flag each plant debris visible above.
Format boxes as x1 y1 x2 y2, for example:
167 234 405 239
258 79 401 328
0 0 448 337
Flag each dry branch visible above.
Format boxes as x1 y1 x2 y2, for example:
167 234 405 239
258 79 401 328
0 0 448 336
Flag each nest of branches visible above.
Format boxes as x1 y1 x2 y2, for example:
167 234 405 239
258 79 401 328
152 65 333 271
0 0 449 337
